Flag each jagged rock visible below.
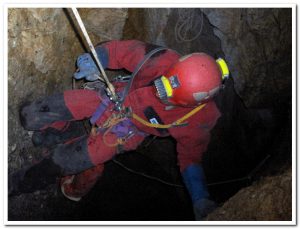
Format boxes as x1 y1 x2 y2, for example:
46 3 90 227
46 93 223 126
124 8 223 56
8 8 128 170
202 8 292 108
8 8 82 170
206 167 292 221
79 8 128 42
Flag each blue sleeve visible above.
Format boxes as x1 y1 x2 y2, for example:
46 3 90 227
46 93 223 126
181 164 209 203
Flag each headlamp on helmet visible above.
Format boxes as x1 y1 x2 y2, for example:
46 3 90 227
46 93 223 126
154 53 229 107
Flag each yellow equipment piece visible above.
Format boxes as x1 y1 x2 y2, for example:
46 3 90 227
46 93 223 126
100 103 207 147
216 58 229 80
161 76 173 97
132 103 206 129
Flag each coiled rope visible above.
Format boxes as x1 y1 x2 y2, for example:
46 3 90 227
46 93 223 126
175 8 204 43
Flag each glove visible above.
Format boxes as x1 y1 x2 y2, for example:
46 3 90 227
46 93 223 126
74 46 109 81
182 164 217 220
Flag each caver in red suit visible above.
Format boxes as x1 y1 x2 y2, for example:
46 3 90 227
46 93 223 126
11 40 228 220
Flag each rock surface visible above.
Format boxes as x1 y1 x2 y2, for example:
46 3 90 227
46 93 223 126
79 8 127 42
8 8 128 171
206 167 292 221
202 8 292 108
8 8 82 171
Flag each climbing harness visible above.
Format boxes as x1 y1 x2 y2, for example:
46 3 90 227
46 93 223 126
102 117 127 147
92 101 207 147
90 102 206 147
87 46 169 146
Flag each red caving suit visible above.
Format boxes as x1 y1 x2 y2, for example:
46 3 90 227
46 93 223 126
60 40 221 198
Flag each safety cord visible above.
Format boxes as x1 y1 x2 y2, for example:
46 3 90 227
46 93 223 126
71 7 117 101
207 154 271 186
112 154 271 188
112 158 184 188
132 103 206 129
118 47 168 109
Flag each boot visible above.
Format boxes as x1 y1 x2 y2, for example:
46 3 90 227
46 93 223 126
19 93 74 131
60 164 104 201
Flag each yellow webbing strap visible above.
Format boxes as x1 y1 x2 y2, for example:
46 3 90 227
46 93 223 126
132 103 206 129
101 103 206 147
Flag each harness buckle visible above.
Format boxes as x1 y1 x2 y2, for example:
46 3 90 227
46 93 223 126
114 75 132 82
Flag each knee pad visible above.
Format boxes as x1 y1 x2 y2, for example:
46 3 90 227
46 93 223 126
51 136 94 175
19 94 73 130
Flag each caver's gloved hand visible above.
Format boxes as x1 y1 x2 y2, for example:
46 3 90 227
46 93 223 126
74 46 109 81
182 164 217 220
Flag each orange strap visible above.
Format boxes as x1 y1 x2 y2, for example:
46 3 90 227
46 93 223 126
102 116 127 147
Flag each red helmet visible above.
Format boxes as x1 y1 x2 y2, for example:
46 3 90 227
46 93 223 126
154 53 228 107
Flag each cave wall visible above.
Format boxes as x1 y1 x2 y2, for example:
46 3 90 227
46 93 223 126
124 8 224 56
203 8 292 109
8 8 128 170
8 8 82 170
